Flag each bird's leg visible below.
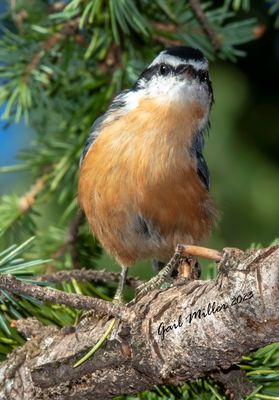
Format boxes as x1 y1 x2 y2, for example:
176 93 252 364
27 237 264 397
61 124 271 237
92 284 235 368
132 244 184 302
152 259 166 273
76 266 128 329
113 265 128 304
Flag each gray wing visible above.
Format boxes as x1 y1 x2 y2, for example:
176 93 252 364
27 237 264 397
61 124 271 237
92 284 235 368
190 130 210 190
79 114 106 167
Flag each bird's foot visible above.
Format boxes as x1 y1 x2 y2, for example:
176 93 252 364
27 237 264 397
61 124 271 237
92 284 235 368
130 244 222 305
130 244 185 304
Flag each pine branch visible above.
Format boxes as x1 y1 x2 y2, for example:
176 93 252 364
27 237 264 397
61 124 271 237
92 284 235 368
0 244 221 321
0 178 45 238
152 21 182 46
0 274 128 320
40 268 142 289
23 18 80 84
188 0 221 50
9 0 27 31
18 178 44 213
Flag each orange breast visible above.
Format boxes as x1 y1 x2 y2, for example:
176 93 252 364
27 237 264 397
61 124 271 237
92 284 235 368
78 98 217 266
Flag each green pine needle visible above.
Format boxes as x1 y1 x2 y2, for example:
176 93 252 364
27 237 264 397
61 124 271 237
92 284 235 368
73 318 116 368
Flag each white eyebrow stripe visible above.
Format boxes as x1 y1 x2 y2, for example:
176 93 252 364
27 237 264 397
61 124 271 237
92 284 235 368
148 53 208 71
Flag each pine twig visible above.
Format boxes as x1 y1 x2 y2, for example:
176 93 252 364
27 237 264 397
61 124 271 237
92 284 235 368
9 0 27 31
188 0 221 50
40 268 142 289
18 178 45 213
23 18 80 83
0 275 129 320
181 245 222 261
48 2 66 13
152 21 182 46
51 211 85 268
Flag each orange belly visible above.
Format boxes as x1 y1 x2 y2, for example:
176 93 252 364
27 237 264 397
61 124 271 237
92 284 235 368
78 98 217 266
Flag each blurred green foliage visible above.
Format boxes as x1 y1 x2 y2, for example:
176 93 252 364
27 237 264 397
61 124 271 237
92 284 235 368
0 0 278 398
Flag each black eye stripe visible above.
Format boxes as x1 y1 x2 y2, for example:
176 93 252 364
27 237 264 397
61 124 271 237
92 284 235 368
138 63 174 81
138 65 158 81
135 63 210 90
176 65 209 82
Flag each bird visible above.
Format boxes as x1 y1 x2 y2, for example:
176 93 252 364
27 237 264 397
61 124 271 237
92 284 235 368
78 46 218 302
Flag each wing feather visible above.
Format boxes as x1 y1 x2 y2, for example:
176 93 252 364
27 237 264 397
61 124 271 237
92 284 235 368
190 131 210 190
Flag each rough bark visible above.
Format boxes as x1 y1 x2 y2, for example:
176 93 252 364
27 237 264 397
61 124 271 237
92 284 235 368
0 246 278 400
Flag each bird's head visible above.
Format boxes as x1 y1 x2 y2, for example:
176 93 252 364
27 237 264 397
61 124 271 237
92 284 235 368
130 46 213 109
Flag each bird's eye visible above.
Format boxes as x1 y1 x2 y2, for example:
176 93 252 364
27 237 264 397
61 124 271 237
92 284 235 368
200 71 209 82
159 64 170 75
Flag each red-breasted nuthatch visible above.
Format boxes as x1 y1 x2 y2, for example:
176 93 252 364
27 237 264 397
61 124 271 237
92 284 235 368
78 46 217 300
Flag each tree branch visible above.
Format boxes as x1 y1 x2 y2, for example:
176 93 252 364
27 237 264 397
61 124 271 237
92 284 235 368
40 268 142 289
0 245 278 399
0 275 128 320
211 368 257 400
